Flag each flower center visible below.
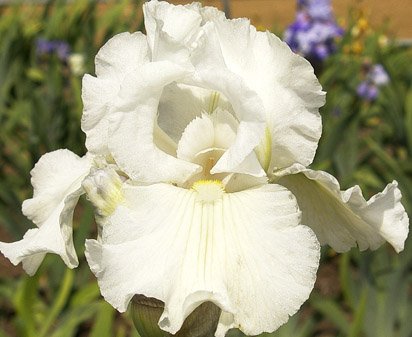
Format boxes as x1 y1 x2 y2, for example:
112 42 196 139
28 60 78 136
177 109 238 188
155 84 244 189
191 179 225 202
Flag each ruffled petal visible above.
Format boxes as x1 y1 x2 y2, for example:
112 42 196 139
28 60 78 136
81 75 115 155
176 114 216 163
157 82 236 144
94 32 149 80
247 32 325 172
277 166 409 253
143 1 202 67
199 7 255 74
176 109 237 162
0 190 82 276
81 32 149 154
187 23 266 176
108 61 201 184
143 0 201 54
85 183 320 336
0 150 91 275
189 12 324 172
21 150 91 224
175 110 265 184
212 108 239 149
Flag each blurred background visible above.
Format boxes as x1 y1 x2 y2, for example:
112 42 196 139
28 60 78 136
0 0 411 336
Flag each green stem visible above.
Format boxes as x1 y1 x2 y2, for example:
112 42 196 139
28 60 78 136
39 268 74 337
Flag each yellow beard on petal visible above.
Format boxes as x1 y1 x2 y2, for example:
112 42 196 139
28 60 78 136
191 180 225 203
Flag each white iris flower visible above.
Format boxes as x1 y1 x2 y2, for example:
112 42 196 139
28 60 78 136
0 1 409 336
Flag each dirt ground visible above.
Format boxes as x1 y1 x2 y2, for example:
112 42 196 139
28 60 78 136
172 0 412 39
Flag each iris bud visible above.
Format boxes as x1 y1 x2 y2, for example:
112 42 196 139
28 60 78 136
131 295 221 337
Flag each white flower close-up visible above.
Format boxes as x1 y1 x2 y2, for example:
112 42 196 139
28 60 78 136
0 1 409 336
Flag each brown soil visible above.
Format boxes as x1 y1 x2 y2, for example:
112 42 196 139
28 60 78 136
172 0 412 39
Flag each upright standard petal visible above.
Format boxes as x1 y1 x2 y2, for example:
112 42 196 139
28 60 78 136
81 32 149 155
108 61 201 184
176 109 238 165
85 182 320 336
190 12 325 172
277 165 409 253
94 31 149 80
143 0 202 54
248 32 325 172
188 23 267 176
0 150 91 275
198 6 256 75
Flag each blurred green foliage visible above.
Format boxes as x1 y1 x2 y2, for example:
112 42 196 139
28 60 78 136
318 9 412 212
0 2 411 337
0 1 144 336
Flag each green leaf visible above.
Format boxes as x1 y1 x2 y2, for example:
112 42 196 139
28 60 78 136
90 302 115 337
339 252 357 308
364 137 412 203
70 282 100 307
405 88 412 154
310 294 350 335
48 302 100 337
348 287 368 337
39 268 74 337
13 274 40 337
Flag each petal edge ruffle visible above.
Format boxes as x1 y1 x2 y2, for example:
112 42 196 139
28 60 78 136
278 166 409 253
85 183 320 336
0 150 91 274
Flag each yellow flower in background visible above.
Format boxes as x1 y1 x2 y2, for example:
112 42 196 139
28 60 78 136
378 34 389 48
351 40 364 54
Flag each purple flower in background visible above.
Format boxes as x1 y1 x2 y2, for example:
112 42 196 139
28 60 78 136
55 41 71 61
357 63 390 101
307 0 333 20
356 81 378 101
35 38 71 61
36 38 55 55
284 0 343 61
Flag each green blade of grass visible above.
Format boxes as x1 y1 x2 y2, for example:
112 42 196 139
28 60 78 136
310 294 350 335
39 268 74 337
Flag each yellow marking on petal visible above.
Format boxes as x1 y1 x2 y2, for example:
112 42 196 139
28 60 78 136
255 126 272 172
191 179 225 203
99 184 124 217
208 91 220 114
82 168 124 217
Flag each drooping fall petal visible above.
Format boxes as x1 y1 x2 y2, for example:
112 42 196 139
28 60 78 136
85 182 320 336
0 150 91 275
277 165 409 252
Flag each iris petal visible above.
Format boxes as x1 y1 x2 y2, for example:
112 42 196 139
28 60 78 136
277 165 409 252
81 32 149 155
108 61 201 184
0 150 91 274
85 183 320 336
